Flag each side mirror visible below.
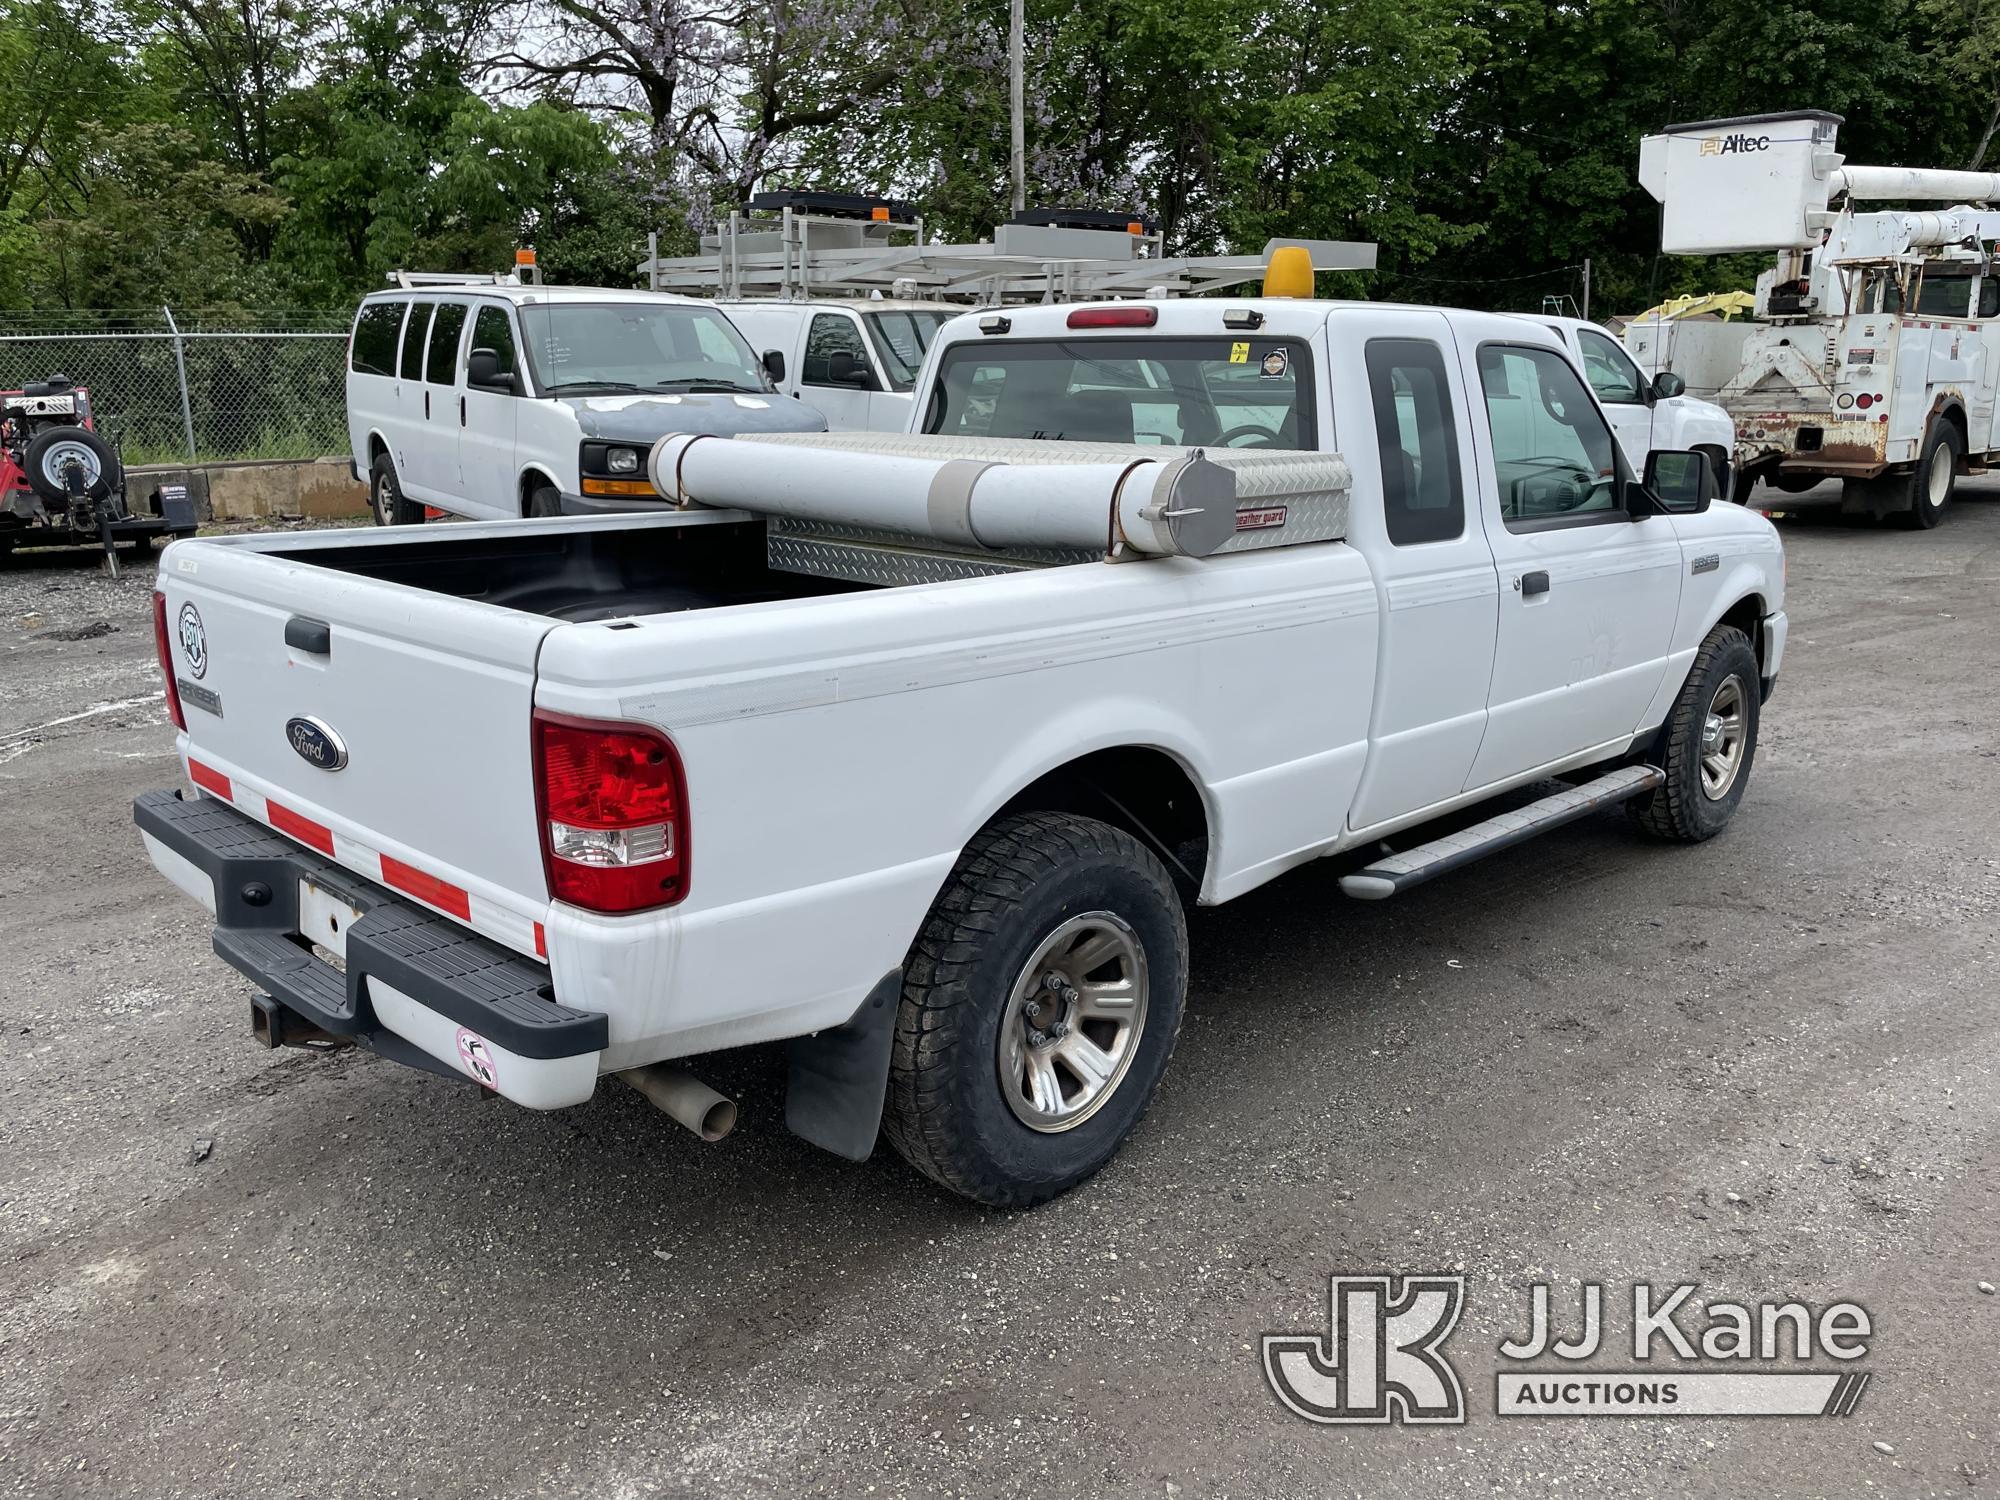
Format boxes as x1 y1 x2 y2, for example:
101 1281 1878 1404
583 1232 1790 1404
1638 449 1718 516
467 348 517 394
761 348 786 384
1649 370 1686 401
826 350 875 389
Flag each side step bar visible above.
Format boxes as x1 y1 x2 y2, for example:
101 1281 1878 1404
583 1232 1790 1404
1339 765 1665 901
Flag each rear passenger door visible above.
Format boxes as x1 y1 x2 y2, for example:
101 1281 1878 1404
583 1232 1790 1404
1465 340 1681 788
392 300 434 496
1336 310 1501 832
419 300 472 510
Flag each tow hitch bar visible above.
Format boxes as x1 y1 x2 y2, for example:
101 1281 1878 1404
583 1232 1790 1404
249 994 350 1050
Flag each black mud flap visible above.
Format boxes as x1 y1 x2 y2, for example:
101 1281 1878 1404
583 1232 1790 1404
784 969 901 1161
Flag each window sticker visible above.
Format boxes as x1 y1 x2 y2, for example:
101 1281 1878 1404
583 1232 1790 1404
1229 341 1251 364
1261 349 1290 379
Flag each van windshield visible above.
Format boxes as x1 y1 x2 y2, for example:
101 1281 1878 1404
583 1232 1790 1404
519 302 769 395
864 309 953 390
922 336 1314 448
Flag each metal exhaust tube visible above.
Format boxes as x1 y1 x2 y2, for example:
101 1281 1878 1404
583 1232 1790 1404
620 1064 738 1142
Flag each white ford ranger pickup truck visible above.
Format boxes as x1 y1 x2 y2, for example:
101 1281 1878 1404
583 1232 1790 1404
136 296 1786 1207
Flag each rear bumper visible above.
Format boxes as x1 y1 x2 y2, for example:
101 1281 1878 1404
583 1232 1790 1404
134 788 604 1108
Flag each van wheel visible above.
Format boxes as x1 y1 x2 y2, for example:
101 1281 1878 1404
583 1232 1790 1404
883 812 1187 1208
1633 624 1760 843
528 485 562 518
370 454 421 526
1894 419 1960 529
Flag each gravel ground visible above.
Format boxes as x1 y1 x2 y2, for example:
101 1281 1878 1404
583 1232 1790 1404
2 489 1997 1499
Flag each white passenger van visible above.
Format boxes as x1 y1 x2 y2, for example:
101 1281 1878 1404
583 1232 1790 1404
346 280 825 523
718 300 954 431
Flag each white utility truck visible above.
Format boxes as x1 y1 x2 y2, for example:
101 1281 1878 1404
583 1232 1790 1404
1632 109 2000 527
137 285 1786 1207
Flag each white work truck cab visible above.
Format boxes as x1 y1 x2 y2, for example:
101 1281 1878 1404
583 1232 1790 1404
142 291 1786 1209
345 281 825 524
1538 315 1737 501
716 300 953 431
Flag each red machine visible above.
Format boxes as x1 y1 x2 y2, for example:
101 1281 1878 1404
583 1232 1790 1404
2 376 196 571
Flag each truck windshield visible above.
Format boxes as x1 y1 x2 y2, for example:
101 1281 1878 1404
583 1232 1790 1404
519 302 770 395
923 336 1314 448
864 310 953 390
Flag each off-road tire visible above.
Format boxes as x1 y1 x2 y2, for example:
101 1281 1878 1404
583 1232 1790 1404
370 453 422 526
1894 418 1961 529
883 812 1188 1208
528 485 563 518
1634 624 1760 842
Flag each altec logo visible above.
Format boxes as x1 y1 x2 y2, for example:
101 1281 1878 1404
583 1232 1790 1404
1263 1275 1467 1424
1700 132 1772 156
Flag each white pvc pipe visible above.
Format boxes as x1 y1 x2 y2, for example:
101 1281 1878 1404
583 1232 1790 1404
1835 164 2000 204
648 433 1239 558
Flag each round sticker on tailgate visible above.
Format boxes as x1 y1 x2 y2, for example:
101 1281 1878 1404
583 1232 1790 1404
455 1027 498 1089
178 602 207 678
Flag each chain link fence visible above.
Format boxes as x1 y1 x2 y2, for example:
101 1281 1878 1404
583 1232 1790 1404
0 309 350 466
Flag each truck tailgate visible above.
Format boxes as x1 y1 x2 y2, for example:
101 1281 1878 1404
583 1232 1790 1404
157 541 558 957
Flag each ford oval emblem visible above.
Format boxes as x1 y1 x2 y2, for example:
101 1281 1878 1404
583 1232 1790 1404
285 715 348 771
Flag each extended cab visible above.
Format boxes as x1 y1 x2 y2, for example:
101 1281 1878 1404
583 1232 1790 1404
143 297 1786 1208
346 282 825 524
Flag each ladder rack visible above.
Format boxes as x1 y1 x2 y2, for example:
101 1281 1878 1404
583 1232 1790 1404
641 197 1375 304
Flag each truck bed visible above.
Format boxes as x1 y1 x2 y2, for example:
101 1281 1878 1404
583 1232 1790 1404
267 513 864 622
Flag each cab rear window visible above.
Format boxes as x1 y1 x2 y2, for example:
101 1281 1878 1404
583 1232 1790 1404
923 336 1315 449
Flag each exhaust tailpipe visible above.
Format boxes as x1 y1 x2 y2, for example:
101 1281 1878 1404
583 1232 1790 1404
620 1064 737 1142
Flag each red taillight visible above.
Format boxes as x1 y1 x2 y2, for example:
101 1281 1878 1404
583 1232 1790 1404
152 591 186 731
1066 305 1158 329
532 710 688 913
1856 392 1873 409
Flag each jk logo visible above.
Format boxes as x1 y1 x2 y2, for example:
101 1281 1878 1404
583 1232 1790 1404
1263 1275 1467 1425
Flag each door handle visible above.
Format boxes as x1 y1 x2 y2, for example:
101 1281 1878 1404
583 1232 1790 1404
459 394 467 426
284 616 332 655
1520 570 1550 597
424 390 431 420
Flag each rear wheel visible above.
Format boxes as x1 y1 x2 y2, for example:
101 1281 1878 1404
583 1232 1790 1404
883 812 1188 1207
1894 419 1960 529
1633 624 1760 842
369 453 421 526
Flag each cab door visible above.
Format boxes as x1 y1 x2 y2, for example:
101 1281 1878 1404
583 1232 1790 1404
1570 324 1655 474
1463 339 1682 789
795 311 879 431
459 301 523 516
1336 310 1501 831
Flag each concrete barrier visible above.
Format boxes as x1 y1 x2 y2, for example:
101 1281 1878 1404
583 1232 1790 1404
126 458 369 523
